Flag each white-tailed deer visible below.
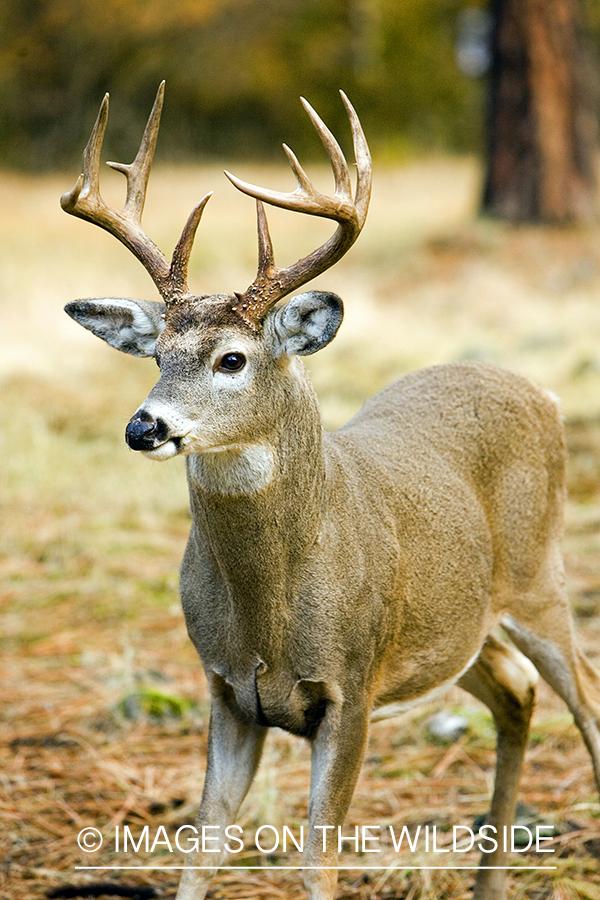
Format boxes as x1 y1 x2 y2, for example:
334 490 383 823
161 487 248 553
62 83 600 900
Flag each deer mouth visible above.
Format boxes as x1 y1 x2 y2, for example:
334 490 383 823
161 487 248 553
141 436 183 460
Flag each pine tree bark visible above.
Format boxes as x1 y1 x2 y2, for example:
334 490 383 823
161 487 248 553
482 0 598 223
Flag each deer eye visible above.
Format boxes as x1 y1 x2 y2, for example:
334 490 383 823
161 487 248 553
216 352 246 373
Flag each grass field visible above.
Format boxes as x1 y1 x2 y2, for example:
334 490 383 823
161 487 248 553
2 156 600 900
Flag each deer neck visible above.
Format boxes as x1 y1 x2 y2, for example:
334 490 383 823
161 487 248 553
185 361 326 612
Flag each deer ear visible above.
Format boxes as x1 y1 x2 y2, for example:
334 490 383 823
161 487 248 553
271 291 344 357
65 298 166 357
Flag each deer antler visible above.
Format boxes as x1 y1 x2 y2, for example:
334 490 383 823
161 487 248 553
225 91 371 330
60 82 212 304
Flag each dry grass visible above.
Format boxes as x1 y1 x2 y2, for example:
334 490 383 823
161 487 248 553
2 157 600 900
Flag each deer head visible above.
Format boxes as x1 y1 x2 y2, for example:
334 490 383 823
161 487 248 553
62 83 371 468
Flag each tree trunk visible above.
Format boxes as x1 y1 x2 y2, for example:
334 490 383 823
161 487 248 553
482 0 598 223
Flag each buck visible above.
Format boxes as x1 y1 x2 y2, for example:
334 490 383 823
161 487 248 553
62 83 600 900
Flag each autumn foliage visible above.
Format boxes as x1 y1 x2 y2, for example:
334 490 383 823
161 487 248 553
0 0 485 169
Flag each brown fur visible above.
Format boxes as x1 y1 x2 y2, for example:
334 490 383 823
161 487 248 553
168 350 599 900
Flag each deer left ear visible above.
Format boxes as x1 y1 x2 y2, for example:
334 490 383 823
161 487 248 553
271 291 344 357
65 297 166 357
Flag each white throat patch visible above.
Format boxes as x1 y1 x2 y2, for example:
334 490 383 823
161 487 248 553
189 443 276 495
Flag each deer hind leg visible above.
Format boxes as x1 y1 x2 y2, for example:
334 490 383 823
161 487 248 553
458 634 537 900
502 585 600 794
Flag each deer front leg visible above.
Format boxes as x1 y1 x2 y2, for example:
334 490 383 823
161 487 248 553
458 635 537 900
302 699 370 900
175 692 267 900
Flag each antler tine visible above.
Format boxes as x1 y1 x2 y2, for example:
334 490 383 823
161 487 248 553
170 192 213 292
299 96 353 202
224 92 372 330
107 81 165 222
339 90 371 221
61 83 212 302
60 93 110 219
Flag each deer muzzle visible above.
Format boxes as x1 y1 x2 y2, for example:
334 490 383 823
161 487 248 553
125 410 171 452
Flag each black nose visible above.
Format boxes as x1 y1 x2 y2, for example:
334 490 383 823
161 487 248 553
126 411 168 451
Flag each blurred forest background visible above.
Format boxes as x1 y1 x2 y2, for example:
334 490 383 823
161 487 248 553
0 0 492 168
0 0 597 172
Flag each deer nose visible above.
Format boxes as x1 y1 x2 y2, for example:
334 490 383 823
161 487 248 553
125 411 168 451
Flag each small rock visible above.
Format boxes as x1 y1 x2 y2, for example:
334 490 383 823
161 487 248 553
426 711 469 743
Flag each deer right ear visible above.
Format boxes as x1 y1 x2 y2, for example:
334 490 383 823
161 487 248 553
271 291 344 357
65 298 166 357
